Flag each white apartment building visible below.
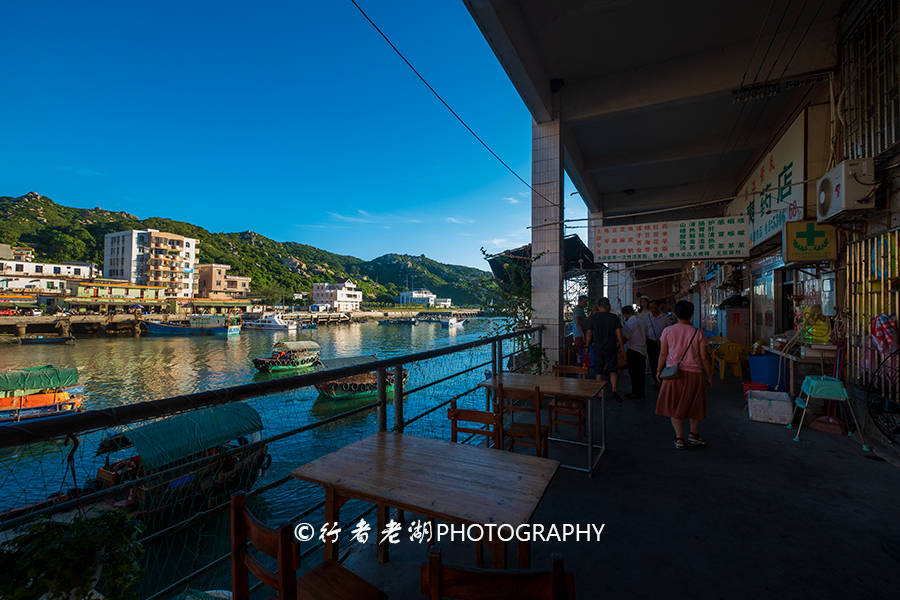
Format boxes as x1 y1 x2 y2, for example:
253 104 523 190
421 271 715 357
0 275 69 294
0 260 96 280
104 229 198 298
311 278 362 312
398 289 436 306
435 297 452 308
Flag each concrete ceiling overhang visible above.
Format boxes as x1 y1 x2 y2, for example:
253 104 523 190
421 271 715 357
464 0 843 223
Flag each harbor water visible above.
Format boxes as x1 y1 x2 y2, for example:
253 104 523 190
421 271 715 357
0 317 510 597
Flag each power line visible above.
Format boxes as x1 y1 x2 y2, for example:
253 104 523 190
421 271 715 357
347 0 557 208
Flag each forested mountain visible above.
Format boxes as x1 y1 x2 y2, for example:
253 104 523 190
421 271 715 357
0 192 494 305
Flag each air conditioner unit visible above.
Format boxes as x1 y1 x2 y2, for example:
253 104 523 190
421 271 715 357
816 158 876 222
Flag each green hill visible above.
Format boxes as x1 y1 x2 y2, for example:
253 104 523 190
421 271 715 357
0 192 495 306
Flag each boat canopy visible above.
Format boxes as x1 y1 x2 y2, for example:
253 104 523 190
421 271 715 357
274 341 320 352
318 355 379 371
0 366 79 393
96 403 263 471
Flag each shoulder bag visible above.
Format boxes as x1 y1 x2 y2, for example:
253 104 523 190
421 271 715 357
659 327 699 380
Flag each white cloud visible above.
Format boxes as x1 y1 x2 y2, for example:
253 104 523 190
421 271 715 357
504 196 519 204
328 210 422 225
445 216 474 224
488 237 509 246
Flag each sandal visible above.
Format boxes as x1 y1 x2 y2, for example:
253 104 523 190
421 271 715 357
674 437 686 450
688 432 708 447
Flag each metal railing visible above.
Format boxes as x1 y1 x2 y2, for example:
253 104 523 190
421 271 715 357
0 325 542 598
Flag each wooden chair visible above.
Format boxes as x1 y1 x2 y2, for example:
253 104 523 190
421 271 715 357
421 546 574 600
230 492 387 600
496 384 548 457
547 363 588 442
448 398 502 449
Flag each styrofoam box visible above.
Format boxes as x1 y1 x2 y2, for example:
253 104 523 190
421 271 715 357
748 390 793 425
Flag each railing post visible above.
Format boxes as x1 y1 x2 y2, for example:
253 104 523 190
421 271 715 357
535 327 543 355
491 341 498 377
393 364 404 432
376 367 387 432
497 338 503 373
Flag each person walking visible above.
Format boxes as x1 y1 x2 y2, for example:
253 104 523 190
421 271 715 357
585 297 624 402
621 305 648 399
655 300 713 449
644 299 670 380
572 295 590 368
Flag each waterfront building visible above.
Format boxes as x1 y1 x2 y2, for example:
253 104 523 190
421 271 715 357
0 244 11 260
170 296 250 314
63 279 167 312
104 229 198 298
196 264 251 300
434 297 452 309
311 278 362 312
0 275 69 294
398 288 436 306
0 259 97 280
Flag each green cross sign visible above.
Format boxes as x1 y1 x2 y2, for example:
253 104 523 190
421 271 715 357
794 222 827 249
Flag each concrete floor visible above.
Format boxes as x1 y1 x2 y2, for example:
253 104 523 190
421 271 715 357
343 375 900 599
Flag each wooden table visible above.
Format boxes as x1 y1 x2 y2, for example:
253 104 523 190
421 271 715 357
764 348 835 396
291 432 558 569
478 373 607 476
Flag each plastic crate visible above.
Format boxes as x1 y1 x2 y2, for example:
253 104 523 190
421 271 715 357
748 390 793 425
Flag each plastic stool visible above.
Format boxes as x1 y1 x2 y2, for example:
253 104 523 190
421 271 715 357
789 375 870 451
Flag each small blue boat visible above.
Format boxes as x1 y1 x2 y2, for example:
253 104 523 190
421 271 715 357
145 315 241 336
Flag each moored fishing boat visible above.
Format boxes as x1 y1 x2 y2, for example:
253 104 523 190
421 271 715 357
440 316 462 327
253 340 320 372
378 317 417 325
145 314 241 336
314 356 409 400
0 366 84 422
242 314 297 331
19 335 76 344
0 403 270 528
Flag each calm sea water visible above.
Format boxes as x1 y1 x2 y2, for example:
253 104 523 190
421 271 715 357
0 318 507 597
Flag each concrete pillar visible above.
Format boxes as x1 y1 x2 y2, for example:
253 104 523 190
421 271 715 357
16 323 27 338
587 211 604 304
531 118 564 364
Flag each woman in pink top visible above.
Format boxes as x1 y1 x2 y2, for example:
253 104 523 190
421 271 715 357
655 300 713 449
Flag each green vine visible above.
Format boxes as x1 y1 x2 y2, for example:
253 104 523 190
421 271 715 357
0 511 144 600
480 247 548 373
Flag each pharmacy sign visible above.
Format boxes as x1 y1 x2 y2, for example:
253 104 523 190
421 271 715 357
783 221 837 262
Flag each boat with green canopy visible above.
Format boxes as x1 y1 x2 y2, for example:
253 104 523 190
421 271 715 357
314 355 408 401
0 403 270 526
0 366 84 422
252 340 320 372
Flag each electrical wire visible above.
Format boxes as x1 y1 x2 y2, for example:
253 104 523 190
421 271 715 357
347 0 558 208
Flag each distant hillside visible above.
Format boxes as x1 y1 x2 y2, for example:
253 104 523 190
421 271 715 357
0 192 495 305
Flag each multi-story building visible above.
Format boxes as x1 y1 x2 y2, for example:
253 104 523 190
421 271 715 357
0 275 69 294
64 279 167 312
196 264 251 300
0 245 35 262
0 259 97 280
104 229 198 298
435 297 452 309
398 289 437 306
311 278 362 312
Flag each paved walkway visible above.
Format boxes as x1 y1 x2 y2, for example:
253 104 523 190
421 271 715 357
344 375 900 599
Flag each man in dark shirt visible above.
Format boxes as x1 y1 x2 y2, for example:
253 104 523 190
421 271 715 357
585 297 624 401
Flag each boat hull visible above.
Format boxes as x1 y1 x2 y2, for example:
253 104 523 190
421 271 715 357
145 321 239 336
0 387 84 422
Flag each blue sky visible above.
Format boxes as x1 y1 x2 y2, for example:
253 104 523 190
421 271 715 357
0 1 585 269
